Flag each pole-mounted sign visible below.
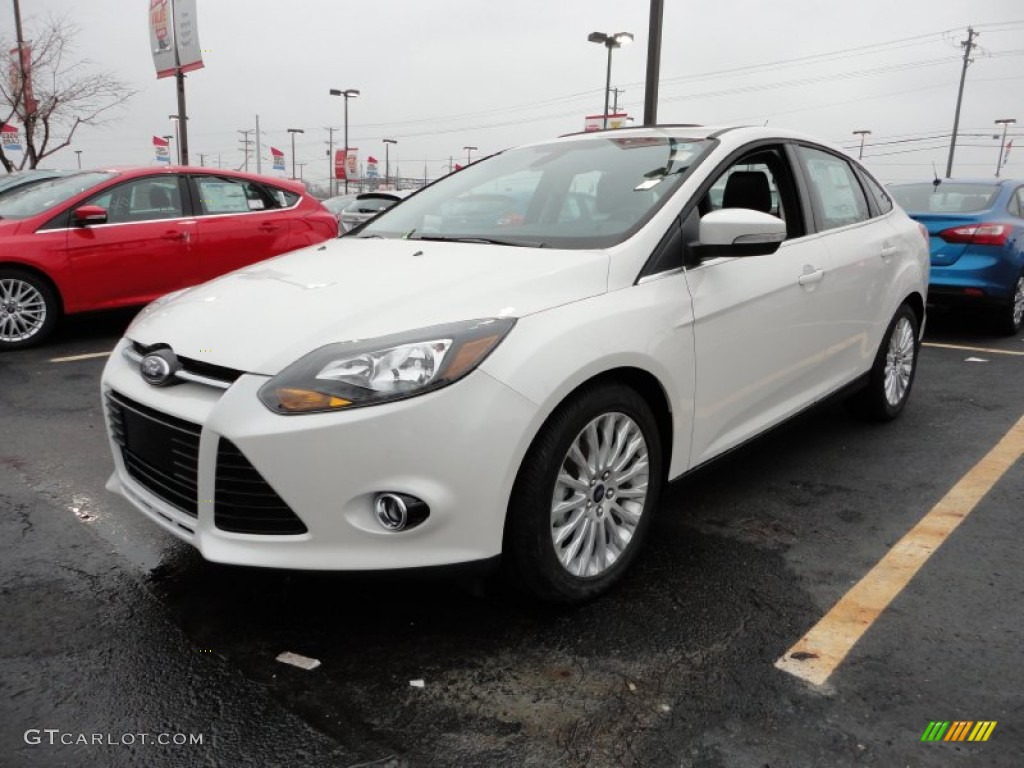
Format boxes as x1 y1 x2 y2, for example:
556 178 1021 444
149 0 204 79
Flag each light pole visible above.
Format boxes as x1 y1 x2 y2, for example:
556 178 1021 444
169 115 181 164
383 138 397 188
163 135 174 166
852 129 872 160
587 31 634 129
74 150 82 169
329 88 360 193
994 118 1016 177
287 128 304 179
463 145 477 165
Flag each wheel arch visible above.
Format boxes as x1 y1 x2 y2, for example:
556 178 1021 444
903 291 925 336
0 261 65 315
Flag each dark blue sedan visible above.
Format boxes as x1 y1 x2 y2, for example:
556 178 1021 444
889 179 1024 335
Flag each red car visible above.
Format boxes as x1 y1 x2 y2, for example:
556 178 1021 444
0 167 338 349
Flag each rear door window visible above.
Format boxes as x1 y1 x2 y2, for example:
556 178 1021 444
193 176 281 215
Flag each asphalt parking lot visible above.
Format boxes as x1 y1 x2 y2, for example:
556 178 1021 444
2 308 1022 767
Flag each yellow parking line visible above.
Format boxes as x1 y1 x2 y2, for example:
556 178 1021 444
775 412 1024 687
922 342 1024 357
49 351 112 363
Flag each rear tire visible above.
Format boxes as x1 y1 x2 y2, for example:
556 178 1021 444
993 273 1024 336
504 383 664 603
0 268 59 351
848 303 919 422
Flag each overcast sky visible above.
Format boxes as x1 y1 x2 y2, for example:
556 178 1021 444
3 0 1022 185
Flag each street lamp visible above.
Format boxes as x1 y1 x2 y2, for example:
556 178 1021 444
995 118 1016 177
463 145 478 165
587 31 634 129
329 88 360 193
169 115 181 164
852 129 872 160
74 150 82 169
383 138 397 188
287 128 304 179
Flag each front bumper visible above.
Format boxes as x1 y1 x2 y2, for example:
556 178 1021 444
102 339 539 570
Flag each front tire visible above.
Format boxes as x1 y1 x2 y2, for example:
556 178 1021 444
848 303 920 421
0 268 59 350
504 383 664 603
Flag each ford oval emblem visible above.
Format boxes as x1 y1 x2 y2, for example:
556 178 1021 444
140 349 179 386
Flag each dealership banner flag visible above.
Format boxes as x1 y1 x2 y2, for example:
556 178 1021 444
153 135 170 163
335 148 359 180
8 45 37 115
366 155 379 179
1 123 22 153
271 147 285 172
150 0 205 80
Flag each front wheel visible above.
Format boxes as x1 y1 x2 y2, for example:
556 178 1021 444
0 268 59 351
848 303 920 421
504 383 664 603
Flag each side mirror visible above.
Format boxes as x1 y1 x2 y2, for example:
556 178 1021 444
688 208 786 263
73 205 108 226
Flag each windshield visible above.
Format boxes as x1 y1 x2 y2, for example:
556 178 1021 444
0 172 115 219
358 135 712 248
889 182 1000 214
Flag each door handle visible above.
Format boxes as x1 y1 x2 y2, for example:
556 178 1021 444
880 244 900 259
258 223 279 232
161 231 188 241
798 268 825 286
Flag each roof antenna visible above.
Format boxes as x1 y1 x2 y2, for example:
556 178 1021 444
763 119 769 127
931 162 941 190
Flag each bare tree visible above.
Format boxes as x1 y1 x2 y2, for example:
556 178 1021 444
1 15 137 172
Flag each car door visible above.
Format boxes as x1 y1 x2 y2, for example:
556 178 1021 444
64 174 197 310
188 175 296 281
684 144 837 466
792 144 898 386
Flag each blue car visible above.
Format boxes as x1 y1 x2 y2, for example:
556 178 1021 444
889 179 1024 335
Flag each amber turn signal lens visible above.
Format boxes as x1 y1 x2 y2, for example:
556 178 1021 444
273 387 351 412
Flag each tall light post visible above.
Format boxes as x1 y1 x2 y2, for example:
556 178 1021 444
587 31 634 129
329 88 360 193
994 118 1016 177
463 145 477 165
74 150 82 169
169 115 181 164
383 138 397 188
163 135 174 166
852 129 872 160
287 128 304 179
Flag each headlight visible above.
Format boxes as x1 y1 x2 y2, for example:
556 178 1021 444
258 318 516 414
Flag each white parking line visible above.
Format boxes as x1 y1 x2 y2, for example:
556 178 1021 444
49 351 113 363
922 342 1024 357
775 412 1024 687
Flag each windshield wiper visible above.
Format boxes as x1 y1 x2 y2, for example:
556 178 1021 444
408 235 545 248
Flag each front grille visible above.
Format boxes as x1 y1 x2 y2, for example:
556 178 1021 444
131 341 245 386
215 440 307 535
107 391 200 517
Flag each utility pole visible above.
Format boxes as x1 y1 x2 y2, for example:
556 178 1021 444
287 128 304 179
237 129 253 172
852 130 871 160
198 153 206 167
994 118 1016 177
296 162 306 181
643 0 664 126
945 26 978 179
325 127 337 196
11 0 36 168
383 138 397 188
611 88 624 115
255 115 262 174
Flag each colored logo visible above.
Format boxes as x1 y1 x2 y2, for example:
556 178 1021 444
921 721 997 742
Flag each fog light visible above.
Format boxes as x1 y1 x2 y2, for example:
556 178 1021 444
374 493 429 531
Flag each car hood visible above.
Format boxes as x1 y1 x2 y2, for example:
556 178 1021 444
128 237 609 374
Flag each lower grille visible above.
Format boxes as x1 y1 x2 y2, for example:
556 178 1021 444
215 439 307 535
107 391 200 517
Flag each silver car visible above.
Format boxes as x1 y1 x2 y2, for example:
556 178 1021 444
339 190 411 233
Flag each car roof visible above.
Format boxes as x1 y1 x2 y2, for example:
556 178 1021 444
888 178 1021 186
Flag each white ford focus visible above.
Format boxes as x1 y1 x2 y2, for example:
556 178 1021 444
102 126 928 602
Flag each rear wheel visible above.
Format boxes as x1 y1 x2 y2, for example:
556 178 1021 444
0 268 59 350
504 383 664 603
993 273 1024 336
848 303 919 421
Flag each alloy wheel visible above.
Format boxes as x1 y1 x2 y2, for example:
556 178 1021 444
883 316 915 407
0 277 47 343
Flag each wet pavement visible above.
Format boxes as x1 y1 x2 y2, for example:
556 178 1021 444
1 309 1022 767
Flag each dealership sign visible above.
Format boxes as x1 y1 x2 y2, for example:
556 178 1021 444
583 113 630 132
150 0 205 79
335 149 359 180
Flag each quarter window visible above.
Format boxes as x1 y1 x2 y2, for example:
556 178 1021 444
860 172 893 214
797 146 871 231
1010 187 1024 219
